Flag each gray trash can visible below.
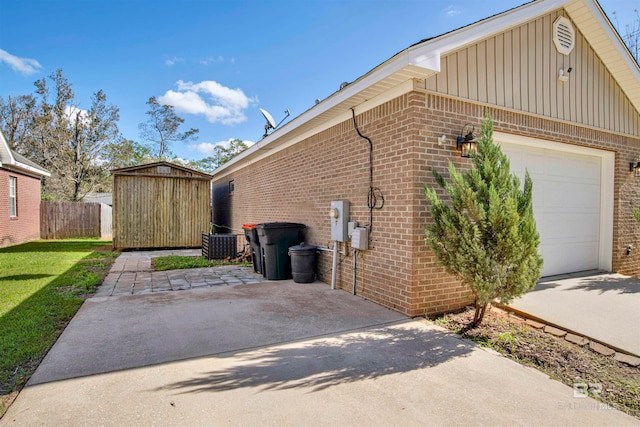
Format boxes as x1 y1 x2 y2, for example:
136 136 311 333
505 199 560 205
256 222 306 280
288 243 318 283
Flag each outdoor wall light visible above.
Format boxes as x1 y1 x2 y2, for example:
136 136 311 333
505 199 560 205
456 124 476 158
630 162 640 177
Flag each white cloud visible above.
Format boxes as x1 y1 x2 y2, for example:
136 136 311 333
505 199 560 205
444 5 461 17
190 138 254 155
0 49 42 75
165 56 184 66
64 105 90 125
199 55 236 65
158 80 255 125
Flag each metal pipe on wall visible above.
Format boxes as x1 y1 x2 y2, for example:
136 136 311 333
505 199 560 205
331 241 338 289
353 249 357 295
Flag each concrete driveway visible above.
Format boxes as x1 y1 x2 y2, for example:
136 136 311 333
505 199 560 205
2 269 637 425
508 271 640 357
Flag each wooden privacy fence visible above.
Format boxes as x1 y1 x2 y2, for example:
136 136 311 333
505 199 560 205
40 201 112 240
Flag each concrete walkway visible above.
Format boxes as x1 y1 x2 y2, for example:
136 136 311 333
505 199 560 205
1 251 637 426
508 271 640 358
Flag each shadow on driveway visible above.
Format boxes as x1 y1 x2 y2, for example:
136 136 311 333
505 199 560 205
155 323 473 394
568 274 640 295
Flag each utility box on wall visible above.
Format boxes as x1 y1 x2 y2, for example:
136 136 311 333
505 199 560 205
351 227 368 250
330 200 349 242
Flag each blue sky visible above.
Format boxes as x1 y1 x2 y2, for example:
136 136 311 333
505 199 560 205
0 0 636 161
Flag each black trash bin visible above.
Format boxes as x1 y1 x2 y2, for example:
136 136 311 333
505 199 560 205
256 222 306 280
288 243 318 283
242 224 262 274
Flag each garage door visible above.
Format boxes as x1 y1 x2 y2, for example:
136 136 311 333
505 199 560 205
499 140 603 277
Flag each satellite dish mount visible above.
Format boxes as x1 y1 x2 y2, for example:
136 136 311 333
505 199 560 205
260 108 290 138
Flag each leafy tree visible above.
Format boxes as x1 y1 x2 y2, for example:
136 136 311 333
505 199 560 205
1 69 122 201
107 139 154 169
424 114 543 325
0 95 36 150
138 96 199 160
187 138 249 173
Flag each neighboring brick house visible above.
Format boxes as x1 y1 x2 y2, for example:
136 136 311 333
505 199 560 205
0 130 50 247
211 0 640 317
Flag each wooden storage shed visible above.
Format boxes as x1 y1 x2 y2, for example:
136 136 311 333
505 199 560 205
112 162 211 250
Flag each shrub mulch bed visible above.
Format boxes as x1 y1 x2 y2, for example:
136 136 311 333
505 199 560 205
432 306 640 420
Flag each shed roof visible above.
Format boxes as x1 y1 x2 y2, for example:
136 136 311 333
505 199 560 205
212 0 639 180
0 130 50 177
112 161 212 180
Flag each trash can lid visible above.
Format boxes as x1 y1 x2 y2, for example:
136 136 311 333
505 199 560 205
242 223 256 229
289 242 318 252
256 222 306 229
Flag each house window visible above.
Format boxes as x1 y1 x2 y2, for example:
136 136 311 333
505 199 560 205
228 180 235 194
9 176 17 217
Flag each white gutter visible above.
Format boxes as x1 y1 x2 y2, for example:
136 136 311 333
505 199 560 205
12 161 51 177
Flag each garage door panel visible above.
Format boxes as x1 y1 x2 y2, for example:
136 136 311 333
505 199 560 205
540 181 599 209
542 241 600 276
500 141 602 277
565 184 600 209
542 212 599 242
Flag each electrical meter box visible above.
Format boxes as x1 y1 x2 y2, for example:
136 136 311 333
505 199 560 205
329 200 349 242
351 227 368 250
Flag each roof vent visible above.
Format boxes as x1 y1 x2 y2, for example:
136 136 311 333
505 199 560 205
157 165 170 174
553 17 575 55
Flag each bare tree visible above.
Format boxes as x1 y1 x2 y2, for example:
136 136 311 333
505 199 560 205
138 96 198 160
612 9 640 64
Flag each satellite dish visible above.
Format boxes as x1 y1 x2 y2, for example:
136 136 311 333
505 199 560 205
259 108 290 139
259 108 276 137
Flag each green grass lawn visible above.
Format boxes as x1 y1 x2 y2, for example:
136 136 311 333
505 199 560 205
152 255 251 271
0 239 119 415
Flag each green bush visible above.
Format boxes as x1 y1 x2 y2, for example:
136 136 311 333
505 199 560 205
424 113 543 325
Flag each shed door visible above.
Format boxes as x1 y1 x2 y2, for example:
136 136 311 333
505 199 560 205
499 141 602 277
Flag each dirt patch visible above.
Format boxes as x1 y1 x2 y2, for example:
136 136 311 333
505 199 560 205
432 306 640 419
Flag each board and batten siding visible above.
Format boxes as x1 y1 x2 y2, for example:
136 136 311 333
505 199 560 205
422 9 639 136
112 163 211 250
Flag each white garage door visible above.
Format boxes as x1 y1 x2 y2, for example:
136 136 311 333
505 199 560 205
499 140 604 277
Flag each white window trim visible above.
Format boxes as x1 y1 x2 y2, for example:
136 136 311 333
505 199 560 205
9 176 17 217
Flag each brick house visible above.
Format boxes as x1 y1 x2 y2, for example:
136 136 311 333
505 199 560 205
0 130 50 247
211 0 640 317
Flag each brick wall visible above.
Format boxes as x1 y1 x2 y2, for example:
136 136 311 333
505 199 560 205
213 90 640 317
0 169 42 247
